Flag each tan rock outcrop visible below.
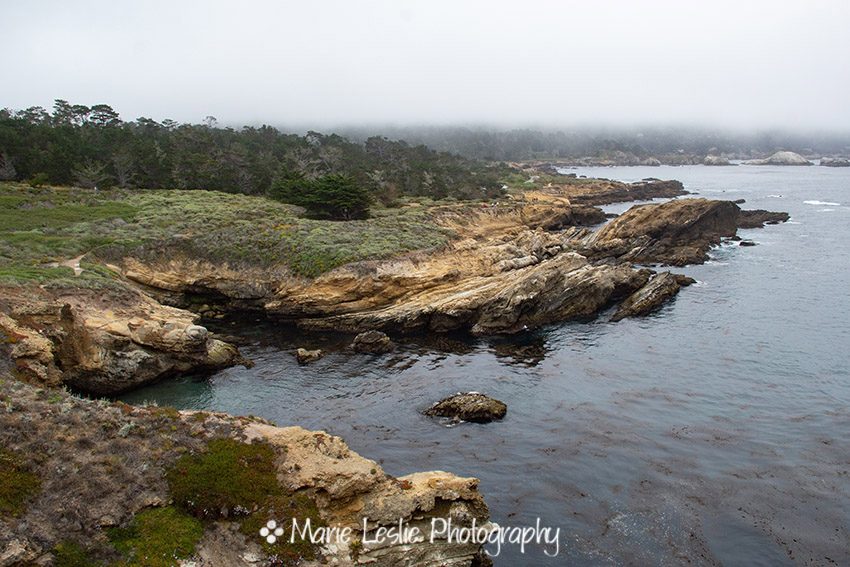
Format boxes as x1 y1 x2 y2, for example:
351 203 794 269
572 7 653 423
0 285 244 394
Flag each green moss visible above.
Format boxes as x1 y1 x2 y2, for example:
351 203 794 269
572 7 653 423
54 540 97 567
108 506 203 567
239 491 325 564
166 438 280 518
0 448 41 517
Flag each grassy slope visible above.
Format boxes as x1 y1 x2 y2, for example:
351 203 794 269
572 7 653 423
0 183 455 282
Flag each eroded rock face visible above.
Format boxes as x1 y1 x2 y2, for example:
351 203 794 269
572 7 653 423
0 286 244 395
244 423 491 566
424 393 507 424
737 209 791 228
587 198 741 265
297 253 650 335
611 272 695 321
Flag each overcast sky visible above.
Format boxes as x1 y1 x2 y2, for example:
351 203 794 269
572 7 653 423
3 0 849 131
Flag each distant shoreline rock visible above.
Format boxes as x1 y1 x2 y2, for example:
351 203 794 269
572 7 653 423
746 151 812 166
704 155 733 166
820 157 850 167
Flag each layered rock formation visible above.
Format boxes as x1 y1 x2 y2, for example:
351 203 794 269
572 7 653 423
0 285 244 395
116 191 786 337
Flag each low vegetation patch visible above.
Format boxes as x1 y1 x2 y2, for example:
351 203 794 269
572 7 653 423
53 540 96 567
166 437 280 518
239 491 326 564
107 506 204 567
0 182 454 280
0 447 41 516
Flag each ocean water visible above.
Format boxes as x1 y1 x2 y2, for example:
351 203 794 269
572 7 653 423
121 165 850 566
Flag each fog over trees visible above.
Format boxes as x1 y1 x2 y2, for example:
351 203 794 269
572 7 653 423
3 1 849 132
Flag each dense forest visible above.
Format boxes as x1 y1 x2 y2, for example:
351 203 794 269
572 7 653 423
0 101 505 218
339 125 850 162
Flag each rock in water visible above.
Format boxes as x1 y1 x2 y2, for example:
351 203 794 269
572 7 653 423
425 392 507 423
351 330 395 354
739 240 757 247
747 151 812 166
295 348 323 364
611 272 693 321
704 155 732 166
588 198 741 265
820 157 850 167
737 209 790 228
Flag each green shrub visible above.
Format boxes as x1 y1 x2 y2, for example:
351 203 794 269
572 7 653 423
27 172 49 187
166 438 280 518
108 506 203 567
0 448 41 516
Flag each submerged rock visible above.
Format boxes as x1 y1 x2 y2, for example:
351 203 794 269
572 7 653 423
295 347 323 364
739 240 757 247
351 330 395 354
425 392 507 423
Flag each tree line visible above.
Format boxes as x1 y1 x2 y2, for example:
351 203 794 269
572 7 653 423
0 100 505 219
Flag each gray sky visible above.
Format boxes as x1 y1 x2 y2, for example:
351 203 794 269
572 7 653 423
3 0 850 131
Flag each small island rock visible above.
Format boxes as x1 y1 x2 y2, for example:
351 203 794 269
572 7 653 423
295 348 323 364
425 392 507 423
351 330 395 354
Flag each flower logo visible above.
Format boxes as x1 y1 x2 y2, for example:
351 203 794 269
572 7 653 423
259 520 284 544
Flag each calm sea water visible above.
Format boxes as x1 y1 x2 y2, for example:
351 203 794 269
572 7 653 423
121 165 850 566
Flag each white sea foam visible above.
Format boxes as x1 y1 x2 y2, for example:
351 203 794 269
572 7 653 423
804 200 840 206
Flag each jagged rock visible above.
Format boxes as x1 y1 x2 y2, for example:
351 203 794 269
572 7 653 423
295 347 323 364
0 287 244 395
737 209 790 228
739 240 757 247
588 198 742 265
747 151 812 166
299 253 650 335
586 199 788 266
351 331 395 354
424 393 507 423
611 272 694 321
704 155 732 166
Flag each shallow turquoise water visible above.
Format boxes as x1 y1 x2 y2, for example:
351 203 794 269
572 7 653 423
122 165 850 565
